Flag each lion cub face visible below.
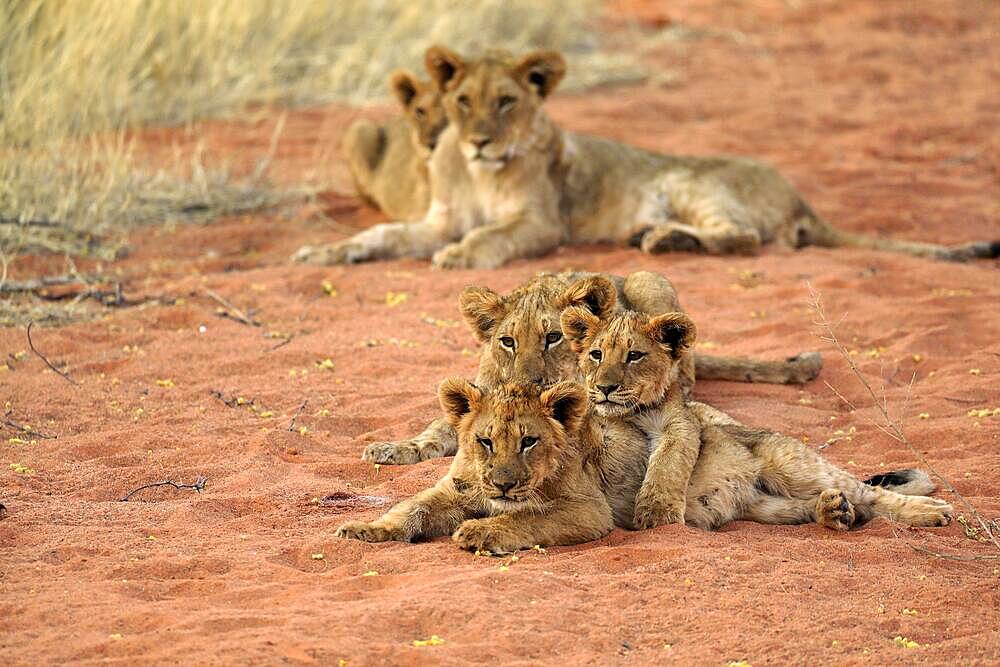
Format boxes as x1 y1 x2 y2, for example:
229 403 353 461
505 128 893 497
561 308 696 417
459 282 579 387
389 70 448 160
439 379 587 510
423 46 566 171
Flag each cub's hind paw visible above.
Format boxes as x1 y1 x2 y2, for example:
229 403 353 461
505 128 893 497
816 489 855 531
639 228 705 255
291 242 363 265
362 441 421 465
905 497 953 527
335 521 397 543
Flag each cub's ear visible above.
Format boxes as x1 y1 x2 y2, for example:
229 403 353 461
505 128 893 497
425 45 467 92
540 381 588 435
459 286 507 343
559 306 600 353
560 275 618 319
644 312 697 359
389 69 420 108
439 377 482 426
513 50 566 99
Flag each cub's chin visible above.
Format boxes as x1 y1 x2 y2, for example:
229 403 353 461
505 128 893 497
592 400 630 417
488 497 530 513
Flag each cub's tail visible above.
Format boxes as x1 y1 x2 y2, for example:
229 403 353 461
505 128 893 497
863 469 935 496
694 351 822 385
796 202 1000 262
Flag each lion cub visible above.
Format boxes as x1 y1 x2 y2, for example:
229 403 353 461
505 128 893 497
562 302 701 529
342 70 447 220
336 379 630 553
561 301 953 532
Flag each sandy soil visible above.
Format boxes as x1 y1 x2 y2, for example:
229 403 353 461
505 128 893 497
2 1 999 664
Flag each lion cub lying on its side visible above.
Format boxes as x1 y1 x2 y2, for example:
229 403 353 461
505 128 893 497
560 300 954 533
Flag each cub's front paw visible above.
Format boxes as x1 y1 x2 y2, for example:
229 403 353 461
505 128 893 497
452 519 526 554
291 242 364 265
633 493 685 530
335 521 398 542
361 440 421 465
431 243 475 270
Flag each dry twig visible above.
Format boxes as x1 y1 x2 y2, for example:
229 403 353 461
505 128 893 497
287 399 308 432
2 407 57 439
203 288 261 327
808 284 1000 556
26 321 78 385
120 476 208 502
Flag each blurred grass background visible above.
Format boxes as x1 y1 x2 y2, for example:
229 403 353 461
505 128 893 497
0 0 643 267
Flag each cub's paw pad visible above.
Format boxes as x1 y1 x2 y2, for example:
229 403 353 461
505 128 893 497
361 441 421 465
785 351 823 383
335 521 392 542
633 496 685 530
816 489 855 531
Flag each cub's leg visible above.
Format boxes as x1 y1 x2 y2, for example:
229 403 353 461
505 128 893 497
362 417 458 465
749 430 952 527
742 490 857 531
638 184 763 256
693 351 823 385
292 219 450 265
632 407 702 529
342 119 384 205
452 496 613 554
336 478 475 543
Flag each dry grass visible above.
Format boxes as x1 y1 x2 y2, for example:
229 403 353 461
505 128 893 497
0 1 643 263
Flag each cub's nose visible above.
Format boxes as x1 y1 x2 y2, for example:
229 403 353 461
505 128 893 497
597 384 619 398
470 136 491 150
494 480 516 495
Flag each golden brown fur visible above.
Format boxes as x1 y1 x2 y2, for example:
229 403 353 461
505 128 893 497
337 380 623 553
296 47 998 267
361 270 822 466
340 70 446 220
563 307 954 532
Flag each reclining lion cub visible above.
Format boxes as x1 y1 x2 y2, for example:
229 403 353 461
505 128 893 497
336 378 951 553
362 270 822 466
559 301 953 533
296 47 997 267
342 70 447 220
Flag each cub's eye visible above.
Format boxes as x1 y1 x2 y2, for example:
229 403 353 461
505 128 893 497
545 332 562 348
477 437 493 452
414 107 426 119
520 436 538 452
627 351 646 363
589 350 602 361
457 95 471 110
500 336 515 349
498 95 517 112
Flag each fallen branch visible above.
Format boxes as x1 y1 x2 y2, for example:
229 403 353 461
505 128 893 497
2 409 57 440
287 399 309 432
26 322 78 386
809 284 1000 556
0 275 93 294
888 520 1000 562
119 476 208 502
203 288 261 327
0 217 62 228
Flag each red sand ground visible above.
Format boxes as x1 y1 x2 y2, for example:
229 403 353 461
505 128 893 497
2 1 999 664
